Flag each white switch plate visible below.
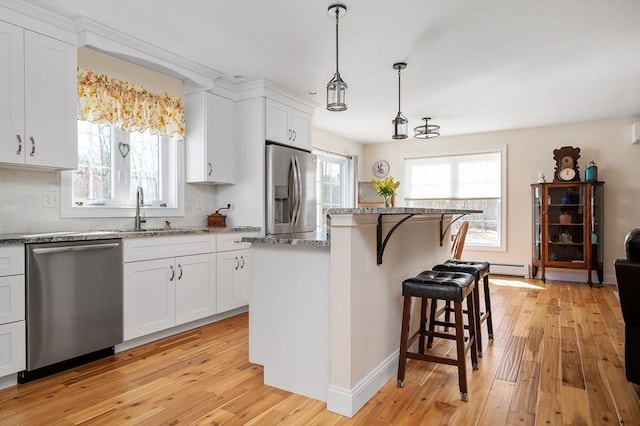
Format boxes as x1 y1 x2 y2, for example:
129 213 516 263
42 191 59 207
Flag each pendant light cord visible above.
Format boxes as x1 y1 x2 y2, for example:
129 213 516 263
397 68 401 112
335 9 340 74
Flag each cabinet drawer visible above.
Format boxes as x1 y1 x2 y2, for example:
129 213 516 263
0 275 25 324
124 235 216 262
0 321 26 377
217 232 258 252
0 245 24 277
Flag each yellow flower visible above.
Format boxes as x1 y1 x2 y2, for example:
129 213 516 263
372 176 400 197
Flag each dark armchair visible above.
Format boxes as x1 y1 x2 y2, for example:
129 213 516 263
614 228 640 384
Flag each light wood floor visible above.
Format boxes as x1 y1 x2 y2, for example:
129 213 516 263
1 277 639 425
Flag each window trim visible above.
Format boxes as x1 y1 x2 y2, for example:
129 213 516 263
400 145 507 252
61 136 185 219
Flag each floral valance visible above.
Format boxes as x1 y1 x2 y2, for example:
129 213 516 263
77 68 185 137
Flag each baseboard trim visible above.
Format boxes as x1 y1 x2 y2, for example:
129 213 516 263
326 350 399 418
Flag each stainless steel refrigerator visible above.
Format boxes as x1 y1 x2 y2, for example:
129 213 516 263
265 142 317 235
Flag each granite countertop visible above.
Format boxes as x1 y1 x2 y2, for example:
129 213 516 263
325 207 482 215
243 231 330 247
0 226 261 245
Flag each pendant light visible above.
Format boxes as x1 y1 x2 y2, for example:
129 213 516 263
327 4 347 112
414 117 440 139
392 62 408 139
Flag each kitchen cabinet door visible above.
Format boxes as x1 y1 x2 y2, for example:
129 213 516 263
23 30 77 169
0 275 25 325
175 253 217 325
185 91 236 184
0 21 25 166
0 321 26 377
0 23 76 169
216 248 251 313
265 98 312 150
290 108 311 150
123 258 176 341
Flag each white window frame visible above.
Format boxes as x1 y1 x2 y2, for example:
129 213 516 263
61 124 185 219
400 145 507 252
313 149 356 229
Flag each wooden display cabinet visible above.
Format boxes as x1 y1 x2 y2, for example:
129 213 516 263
531 181 604 285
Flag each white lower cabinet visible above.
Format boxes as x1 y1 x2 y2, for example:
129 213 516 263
123 236 217 341
216 233 255 312
0 245 25 378
0 322 26 377
216 249 251 312
123 258 176 340
175 253 216 325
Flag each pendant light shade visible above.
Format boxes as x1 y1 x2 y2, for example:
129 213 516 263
327 4 347 112
392 62 408 139
414 117 440 139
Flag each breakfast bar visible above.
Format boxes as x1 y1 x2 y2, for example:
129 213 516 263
246 207 479 417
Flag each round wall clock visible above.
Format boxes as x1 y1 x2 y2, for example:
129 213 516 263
553 146 581 182
372 159 390 178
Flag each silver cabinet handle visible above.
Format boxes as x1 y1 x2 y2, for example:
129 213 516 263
29 136 35 156
178 264 183 280
292 130 296 141
16 135 22 155
288 129 292 140
208 162 213 176
240 256 245 269
235 256 239 270
169 265 175 281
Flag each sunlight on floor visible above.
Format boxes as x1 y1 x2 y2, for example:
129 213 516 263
489 278 546 290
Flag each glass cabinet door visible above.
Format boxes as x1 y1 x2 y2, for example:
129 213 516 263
591 183 604 265
532 185 542 261
546 184 584 263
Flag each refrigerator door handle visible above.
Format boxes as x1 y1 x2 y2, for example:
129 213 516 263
289 155 298 226
291 155 300 227
293 155 303 228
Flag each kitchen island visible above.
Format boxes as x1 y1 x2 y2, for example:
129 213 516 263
245 207 479 417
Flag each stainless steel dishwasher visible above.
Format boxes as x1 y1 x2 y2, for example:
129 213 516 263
20 238 123 383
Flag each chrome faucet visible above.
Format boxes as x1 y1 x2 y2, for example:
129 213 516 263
134 186 146 231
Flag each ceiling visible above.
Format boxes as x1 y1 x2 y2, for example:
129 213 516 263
22 0 640 143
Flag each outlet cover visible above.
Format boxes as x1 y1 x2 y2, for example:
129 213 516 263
42 191 59 207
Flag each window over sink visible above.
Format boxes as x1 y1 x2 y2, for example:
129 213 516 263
61 121 184 218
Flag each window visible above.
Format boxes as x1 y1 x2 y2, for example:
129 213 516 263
62 121 184 218
403 147 506 250
314 150 355 228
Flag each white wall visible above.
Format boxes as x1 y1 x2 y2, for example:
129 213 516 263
362 117 640 284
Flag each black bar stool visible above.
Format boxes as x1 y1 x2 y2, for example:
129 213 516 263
397 270 478 402
431 260 493 356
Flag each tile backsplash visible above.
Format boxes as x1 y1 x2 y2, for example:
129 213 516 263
0 168 221 234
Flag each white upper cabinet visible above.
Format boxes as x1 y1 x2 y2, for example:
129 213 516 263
265 98 312 150
185 91 236 184
0 21 77 169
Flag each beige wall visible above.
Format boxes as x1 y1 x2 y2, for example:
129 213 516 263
313 127 364 159
361 117 640 284
78 47 183 97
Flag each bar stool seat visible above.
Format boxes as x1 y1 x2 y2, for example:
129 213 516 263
397 270 478 402
431 260 493 356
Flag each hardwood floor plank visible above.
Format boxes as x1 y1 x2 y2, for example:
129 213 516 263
561 385 592 426
560 325 585 389
477 379 515 426
0 278 636 425
496 335 526 382
507 360 541 426
535 391 563 426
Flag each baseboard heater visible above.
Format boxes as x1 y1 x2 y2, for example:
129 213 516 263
489 262 529 278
